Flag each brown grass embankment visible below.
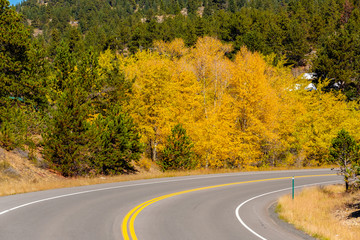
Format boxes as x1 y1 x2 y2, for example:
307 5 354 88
277 185 360 240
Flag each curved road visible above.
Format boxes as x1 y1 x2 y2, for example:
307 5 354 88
0 169 341 240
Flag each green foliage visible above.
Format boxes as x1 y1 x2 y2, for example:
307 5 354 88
43 46 140 176
42 86 91 177
0 0 47 105
329 129 358 165
313 26 360 100
0 0 30 102
158 124 196 171
53 40 75 90
19 0 359 70
0 103 27 150
89 107 143 175
329 129 359 191
0 1 47 149
14 0 360 100
43 87 143 176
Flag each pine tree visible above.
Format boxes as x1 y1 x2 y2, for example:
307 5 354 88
89 107 143 175
0 0 45 149
313 26 360 100
229 0 237 13
329 129 359 191
0 0 30 103
43 86 91 177
158 124 196 171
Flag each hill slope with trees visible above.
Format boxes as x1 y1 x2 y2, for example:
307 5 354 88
2 0 360 177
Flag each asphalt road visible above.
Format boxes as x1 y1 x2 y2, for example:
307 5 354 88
0 169 342 240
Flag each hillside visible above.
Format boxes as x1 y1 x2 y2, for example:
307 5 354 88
16 3 356 55
2 0 360 178
0 147 60 183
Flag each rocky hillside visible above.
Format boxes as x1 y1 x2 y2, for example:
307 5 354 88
0 147 61 183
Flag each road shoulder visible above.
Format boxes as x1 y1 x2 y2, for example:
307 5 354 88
268 202 315 240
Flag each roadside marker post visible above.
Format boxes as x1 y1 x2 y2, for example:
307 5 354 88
292 176 294 199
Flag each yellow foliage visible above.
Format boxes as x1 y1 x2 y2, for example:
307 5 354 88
120 51 178 161
286 81 360 166
115 37 360 169
153 38 188 59
98 49 114 72
136 157 152 171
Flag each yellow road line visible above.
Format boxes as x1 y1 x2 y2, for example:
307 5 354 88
122 174 336 240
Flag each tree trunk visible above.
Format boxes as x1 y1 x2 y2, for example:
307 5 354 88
150 126 159 162
345 180 349 191
150 138 158 162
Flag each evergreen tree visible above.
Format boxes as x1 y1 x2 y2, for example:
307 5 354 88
48 28 61 57
194 16 205 37
0 104 28 150
283 18 310 66
66 26 84 55
43 85 91 177
0 0 45 149
229 0 237 13
158 124 196 171
128 26 144 53
241 30 267 53
52 40 75 91
313 27 360 99
0 0 30 103
89 107 143 175
329 129 359 191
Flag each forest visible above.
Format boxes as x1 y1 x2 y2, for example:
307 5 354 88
2 0 360 176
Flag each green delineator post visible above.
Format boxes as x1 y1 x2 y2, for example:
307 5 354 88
292 176 294 199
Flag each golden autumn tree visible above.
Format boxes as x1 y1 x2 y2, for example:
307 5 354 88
153 38 188 59
186 37 233 117
286 79 360 166
259 54 300 167
154 38 203 128
120 51 178 161
224 48 281 167
182 37 235 168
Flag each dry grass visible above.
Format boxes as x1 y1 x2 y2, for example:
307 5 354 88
277 185 360 240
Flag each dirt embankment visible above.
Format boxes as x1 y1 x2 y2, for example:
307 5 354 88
0 147 61 185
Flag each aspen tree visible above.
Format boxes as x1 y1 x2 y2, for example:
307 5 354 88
122 51 175 161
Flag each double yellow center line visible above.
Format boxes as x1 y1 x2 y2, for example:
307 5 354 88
121 174 336 240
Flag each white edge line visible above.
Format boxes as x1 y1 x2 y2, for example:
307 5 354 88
0 169 334 216
1 172 265 216
235 180 342 240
